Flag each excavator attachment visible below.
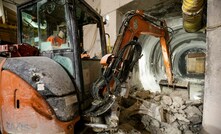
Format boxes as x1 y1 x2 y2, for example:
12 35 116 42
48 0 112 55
159 32 189 96
159 79 189 89
159 79 189 99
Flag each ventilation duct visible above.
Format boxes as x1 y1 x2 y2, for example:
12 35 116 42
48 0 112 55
182 0 205 32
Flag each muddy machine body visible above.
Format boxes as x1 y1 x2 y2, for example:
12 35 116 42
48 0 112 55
0 0 188 133
0 0 106 133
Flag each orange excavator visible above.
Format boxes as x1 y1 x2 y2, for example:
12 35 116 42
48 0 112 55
83 10 183 132
0 0 107 133
0 1 181 133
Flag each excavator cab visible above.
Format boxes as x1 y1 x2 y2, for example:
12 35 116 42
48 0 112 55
0 0 106 133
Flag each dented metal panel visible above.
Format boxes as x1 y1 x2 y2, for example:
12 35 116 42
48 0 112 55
0 69 79 134
2 57 75 96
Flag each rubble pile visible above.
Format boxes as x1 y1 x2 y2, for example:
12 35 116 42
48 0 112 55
117 89 203 134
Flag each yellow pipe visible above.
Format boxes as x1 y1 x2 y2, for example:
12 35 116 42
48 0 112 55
105 33 112 53
182 0 205 32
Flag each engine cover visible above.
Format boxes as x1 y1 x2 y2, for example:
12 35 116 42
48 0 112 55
3 57 75 97
1 57 79 124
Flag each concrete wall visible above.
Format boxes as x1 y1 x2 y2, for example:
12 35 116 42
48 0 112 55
202 0 221 133
85 0 101 14
101 0 132 48
101 0 132 15
82 0 102 58
84 0 131 54
83 0 129 56
83 0 131 53
102 10 124 49
103 11 119 48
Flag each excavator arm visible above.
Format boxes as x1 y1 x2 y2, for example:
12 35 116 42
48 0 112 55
85 10 173 118
111 10 173 85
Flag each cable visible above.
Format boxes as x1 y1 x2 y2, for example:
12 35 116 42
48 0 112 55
167 26 174 44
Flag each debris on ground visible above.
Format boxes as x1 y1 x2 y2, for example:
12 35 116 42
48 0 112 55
116 88 203 134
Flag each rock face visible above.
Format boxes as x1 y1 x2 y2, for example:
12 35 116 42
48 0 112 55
117 89 203 134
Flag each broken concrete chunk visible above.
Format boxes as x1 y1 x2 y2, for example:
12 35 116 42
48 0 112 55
166 113 176 124
178 124 189 131
188 114 202 124
135 90 151 99
150 119 160 128
180 105 186 110
154 95 161 102
155 91 161 96
198 105 203 112
130 129 142 134
121 99 163 122
170 105 178 113
178 108 185 114
172 96 184 108
184 106 202 117
183 130 194 134
171 121 179 128
177 120 190 125
117 123 141 134
118 89 203 134
142 100 163 121
161 96 173 106
161 122 182 134
174 113 189 123
185 100 202 107
142 115 152 123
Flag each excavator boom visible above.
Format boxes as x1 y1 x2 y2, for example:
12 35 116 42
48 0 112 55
113 10 173 85
89 9 173 105
85 10 178 131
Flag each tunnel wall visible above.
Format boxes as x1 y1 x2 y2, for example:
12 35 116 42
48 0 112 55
202 0 221 133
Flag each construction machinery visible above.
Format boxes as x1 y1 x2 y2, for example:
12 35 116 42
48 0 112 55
83 10 189 132
0 0 106 133
0 0 186 133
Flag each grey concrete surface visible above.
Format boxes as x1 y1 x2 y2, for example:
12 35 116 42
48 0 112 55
203 0 221 133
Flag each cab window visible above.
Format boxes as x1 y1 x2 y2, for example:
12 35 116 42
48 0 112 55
20 0 70 52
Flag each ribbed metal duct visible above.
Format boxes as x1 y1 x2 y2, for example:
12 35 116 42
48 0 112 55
182 0 205 32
